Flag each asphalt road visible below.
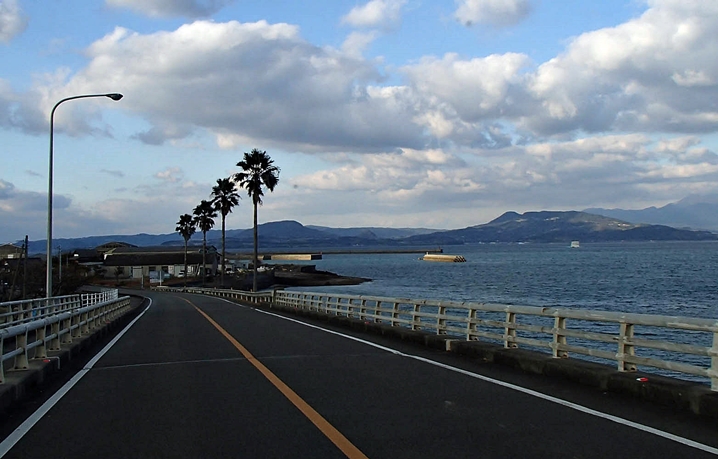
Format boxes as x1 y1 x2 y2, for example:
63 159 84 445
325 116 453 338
1 290 717 458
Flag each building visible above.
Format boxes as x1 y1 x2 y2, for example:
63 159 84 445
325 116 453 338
0 243 24 260
102 246 218 279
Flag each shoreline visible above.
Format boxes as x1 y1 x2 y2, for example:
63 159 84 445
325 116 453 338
228 248 444 259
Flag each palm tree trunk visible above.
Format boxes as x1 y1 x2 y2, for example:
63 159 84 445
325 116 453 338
183 239 188 288
253 201 258 292
221 214 226 288
201 232 207 287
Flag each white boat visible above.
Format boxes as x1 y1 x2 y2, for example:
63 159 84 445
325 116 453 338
570 241 580 248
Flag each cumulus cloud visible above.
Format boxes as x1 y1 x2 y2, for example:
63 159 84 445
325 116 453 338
65 20 424 151
341 0 407 29
105 0 235 18
6 0 716 154
454 0 532 27
525 0 718 135
0 0 27 43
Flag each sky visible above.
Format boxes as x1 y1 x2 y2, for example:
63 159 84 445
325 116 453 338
2 0 718 243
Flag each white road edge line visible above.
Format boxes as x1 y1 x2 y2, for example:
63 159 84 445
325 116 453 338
0 299 153 458
254 308 718 456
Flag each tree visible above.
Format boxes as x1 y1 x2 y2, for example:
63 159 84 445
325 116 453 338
233 148 280 292
193 200 217 286
176 213 196 286
211 177 241 287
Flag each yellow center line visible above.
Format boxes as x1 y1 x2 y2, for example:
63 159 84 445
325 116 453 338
181 297 370 459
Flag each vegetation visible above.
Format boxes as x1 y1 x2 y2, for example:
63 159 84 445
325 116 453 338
211 177 241 287
175 213 196 286
233 149 280 292
193 200 217 287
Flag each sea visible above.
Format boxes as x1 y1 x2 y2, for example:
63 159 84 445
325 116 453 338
289 241 718 320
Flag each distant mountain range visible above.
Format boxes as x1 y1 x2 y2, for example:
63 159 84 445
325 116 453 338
20 208 718 254
585 194 718 231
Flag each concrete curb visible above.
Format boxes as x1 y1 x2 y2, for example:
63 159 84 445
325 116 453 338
0 297 145 416
262 301 718 420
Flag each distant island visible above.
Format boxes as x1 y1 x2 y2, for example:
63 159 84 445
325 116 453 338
19 210 718 253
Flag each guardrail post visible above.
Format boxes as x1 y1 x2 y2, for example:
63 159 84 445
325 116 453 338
437 305 447 335
14 330 29 370
50 320 61 350
466 308 476 340
61 315 72 344
552 316 568 358
71 313 81 338
412 303 421 330
617 322 637 372
392 302 400 327
36 325 47 359
505 311 518 348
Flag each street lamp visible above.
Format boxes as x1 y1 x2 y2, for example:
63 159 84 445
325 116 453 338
46 93 123 298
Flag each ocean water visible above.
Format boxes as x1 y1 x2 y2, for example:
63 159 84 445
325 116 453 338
291 241 718 320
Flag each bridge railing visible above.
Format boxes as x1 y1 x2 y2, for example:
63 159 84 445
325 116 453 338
0 289 131 384
273 290 718 391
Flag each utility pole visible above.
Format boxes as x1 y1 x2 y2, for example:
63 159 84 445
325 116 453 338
22 235 28 299
58 245 62 289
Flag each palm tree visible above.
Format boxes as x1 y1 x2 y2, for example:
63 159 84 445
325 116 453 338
176 213 196 287
193 200 217 286
211 177 241 287
233 148 280 292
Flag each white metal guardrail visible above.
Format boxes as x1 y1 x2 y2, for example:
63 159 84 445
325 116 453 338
0 289 131 384
273 290 718 391
0 289 120 329
151 286 272 303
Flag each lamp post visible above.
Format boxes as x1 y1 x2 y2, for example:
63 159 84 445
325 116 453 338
46 93 123 298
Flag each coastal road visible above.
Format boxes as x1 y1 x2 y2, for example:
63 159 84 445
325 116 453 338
1 290 717 458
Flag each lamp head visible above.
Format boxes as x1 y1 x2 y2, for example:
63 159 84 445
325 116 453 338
106 93 123 101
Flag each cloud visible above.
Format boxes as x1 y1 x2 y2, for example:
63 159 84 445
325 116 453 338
454 0 532 27
525 0 718 135
400 52 531 142
341 31 380 57
105 0 235 18
0 0 27 43
154 167 183 183
0 178 73 242
67 20 423 151
341 0 407 29
3 1 718 165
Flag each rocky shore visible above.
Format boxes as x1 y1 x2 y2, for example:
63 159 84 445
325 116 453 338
230 264 370 290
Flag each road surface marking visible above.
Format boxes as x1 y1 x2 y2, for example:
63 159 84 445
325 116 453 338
0 299 153 458
253 308 718 456
186 299 370 459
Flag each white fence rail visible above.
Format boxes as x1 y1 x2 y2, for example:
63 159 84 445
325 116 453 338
0 289 131 384
273 290 718 391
